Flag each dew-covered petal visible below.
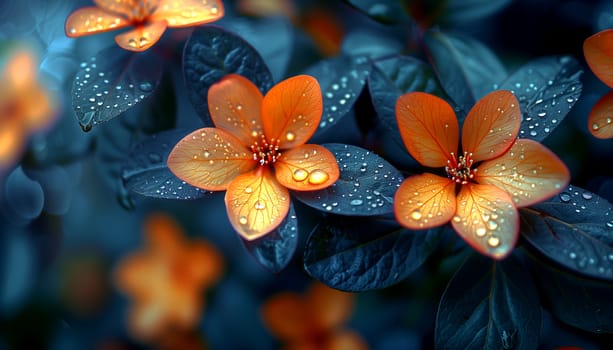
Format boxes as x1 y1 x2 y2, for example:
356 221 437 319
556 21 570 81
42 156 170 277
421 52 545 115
461 90 521 162
394 173 456 230
395 92 459 168
225 167 290 241
584 29 613 88
93 0 141 18
208 74 264 145
261 292 308 341
262 75 322 149
167 128 255 191
588 90 613 139
475 139 570 207
114 21 167 52
65 7 129 37
151 0 224 27
452 184 519 260
274 144 339 191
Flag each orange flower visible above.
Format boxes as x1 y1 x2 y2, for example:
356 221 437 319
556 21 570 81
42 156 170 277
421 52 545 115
394 90 570 259
0 49 55 172
584 29 613 139
65 0 224 52
261 283 369 350
167 74 339 240
114 213 224 341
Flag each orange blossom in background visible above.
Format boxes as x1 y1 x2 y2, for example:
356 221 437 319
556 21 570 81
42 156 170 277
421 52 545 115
584 28 613 139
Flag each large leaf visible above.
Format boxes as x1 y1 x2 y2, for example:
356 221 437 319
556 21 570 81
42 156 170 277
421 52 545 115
121 129 208 200
344 0 409 24
424 30 507 120
292 144 403 216
436 254 540 350
499 56 583 141
72 46 162 131
183 26 274 126
304 216 440 291
241 203 298 274
442 0 512 24
341 29 404 59
520 184 613 281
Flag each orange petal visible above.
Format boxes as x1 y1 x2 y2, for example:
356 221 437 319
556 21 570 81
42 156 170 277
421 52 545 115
262 75 322 149
584 29 613 88
167 128 256 191
261 292 309 341
128 301 167 340
65 7 129 37
114 21 167 52
475 139 570 207
143 213 184 255
588 90 613 139
461 90 520 162
93 0 140 18
452 184 519 260
307 283 354 331
184 241 224 288
3 50 36 91
0 118 26 170
151 0 224 27
395 92 459 168
224 167 290 240
274 144 339 191
23 87 55 131
327 330 369 350
393 173 457 230
114 253 153 296
208 74 264 145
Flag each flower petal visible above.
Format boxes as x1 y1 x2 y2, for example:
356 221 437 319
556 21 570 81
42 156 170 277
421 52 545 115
65 7 129 37
475 139 570 207
167 128 255 191
584 29 613 88
328 330 369 350
224 167 290 240
461 90 520 162
261 292 308 341
274 144 339 191
151 0 224 27
307 283 354 331
452 184 518 260
3 51 36 91
93 0 140 18
114 21 167 52
588 90 613 139
184 242 224 289
262 75 322 149
208 74 264 145
395 92 459 168
143 213 183 256
393 173 456 230
0 117 26 170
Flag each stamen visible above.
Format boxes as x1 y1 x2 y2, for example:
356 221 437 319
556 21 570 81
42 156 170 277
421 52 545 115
250 135 281 166
445 151 476 184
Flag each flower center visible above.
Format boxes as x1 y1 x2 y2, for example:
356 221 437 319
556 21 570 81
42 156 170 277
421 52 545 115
250 135 281 166
445 151 477 184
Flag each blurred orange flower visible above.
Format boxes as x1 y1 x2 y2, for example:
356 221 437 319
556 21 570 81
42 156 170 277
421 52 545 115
65 0 224 52
261 283 368 350
114 213 224 341
168 74 339 240
0 49 55 173
393 90 570 259
584 29 613 139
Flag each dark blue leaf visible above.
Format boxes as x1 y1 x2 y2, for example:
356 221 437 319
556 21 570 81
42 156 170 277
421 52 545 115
23 165 71 216
499 56 583 141
122 129 209 200
72 46 162 131
304 216 440 291
436 254 540 350
442 0 512 24
344 0 410 24
183 26 274 126
2 166 44 221
520 184 613 281
530 256 613 333
292 144 403 216
424 30 507 120
241 203 298 274
0 231 36 314
305 55 371 137
341 29 404 59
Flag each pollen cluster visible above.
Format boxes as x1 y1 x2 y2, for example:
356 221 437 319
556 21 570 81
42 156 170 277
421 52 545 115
250 135 281 166
445 151 477 184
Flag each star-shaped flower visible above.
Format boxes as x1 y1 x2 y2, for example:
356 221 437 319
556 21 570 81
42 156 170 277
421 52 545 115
584 28 613 139
168 74 339 240
114 213 224 340
393 90 570 259
65 0 224 52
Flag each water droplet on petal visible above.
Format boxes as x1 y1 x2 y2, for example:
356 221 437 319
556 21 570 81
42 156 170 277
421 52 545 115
410 210 422 220
285 131 295 141
292 168 309 182
488 236 501 247
476 227 487 237
308 170 329 185
254 201 266 210
244 187 253 194
239 216 248 225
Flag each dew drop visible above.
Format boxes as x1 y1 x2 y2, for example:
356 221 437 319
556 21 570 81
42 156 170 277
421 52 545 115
452 215 461 223
350 199 363 206
559 192 571 202
308 170 329 185
476 227 487 237
139 82 153 92
487 236 501 247
592 123 600 130
285 131 295 141
410 210 422 220
292 168 309 182
254 201 266 210
239 216 248 225
244 187 253 194
582 192 593 200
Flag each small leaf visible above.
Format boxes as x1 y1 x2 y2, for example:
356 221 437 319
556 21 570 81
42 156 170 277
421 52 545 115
344 0 410 24
520 184 613 281
424 30 507 120
341 29 404 59
292 144 403 216
305 55 371 137
499 56 583 141
304 216 440 292
72 46 162 131
242 203 298 273
122 129 209 200
183 26 274 126
436 254 540 350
